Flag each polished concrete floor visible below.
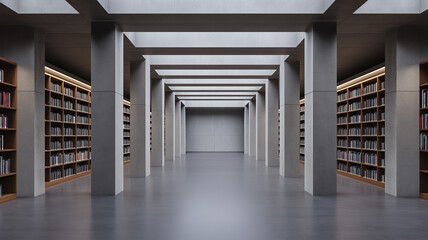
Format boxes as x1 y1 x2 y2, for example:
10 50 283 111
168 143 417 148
1 153 428 240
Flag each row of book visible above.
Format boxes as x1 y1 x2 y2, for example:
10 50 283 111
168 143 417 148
50 111 61 121
0 135 4 150
422 89 428 108
363 97 377 108
76 91 89 101
349 140 361 148
64 87 74 97
50 153 62 166
349 101 361 111
77 139 89 148
363 82 377 94
337 162 347 172
124 146 130 154
64 101 73 110
337 92 347 101
0 91 12 107
0 156 11 175
50 97 61 107
77 127 89 135
363 152 377 165
77 163 89 173
50 82 61 93
363 169 377 181
349 88 361 98
349 127 361 135
77 150 90 161
0 69 4 83
64 166 74 177
363 140 377 150
0 114 8 128
124 155 130 162
77 103 89 112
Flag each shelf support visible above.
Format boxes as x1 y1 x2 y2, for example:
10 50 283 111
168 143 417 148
304 22 337 196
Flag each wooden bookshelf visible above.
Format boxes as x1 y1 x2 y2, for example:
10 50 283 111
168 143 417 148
123 100 131 165
0 57 17 203
44 67 92 188
299 100 305 164
420 62 428 200
336 68 385 188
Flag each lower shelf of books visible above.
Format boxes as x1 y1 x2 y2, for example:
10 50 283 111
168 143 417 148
337 170 385 188
45 170 91 188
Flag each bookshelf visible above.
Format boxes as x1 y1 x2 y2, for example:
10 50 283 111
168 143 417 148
420 63 428 200
44 67 91 188
0 57 17 204
123 100 131 164
336 68 385 188
299 100 305 164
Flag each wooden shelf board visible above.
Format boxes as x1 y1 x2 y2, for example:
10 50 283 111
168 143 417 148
45 170 91 188
0 81 16 88
0 194 17 204
0 128 16 131
0 149 16 152
124 160 131 165
420 193 428 200
420 170 428 174
0 172 16 178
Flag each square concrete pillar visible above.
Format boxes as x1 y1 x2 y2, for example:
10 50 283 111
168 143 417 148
182 106 186 154
248 100 256 157
0 26 45 197
91 22 124 195
256 92 266 161
244 104 249 155
385 28 420 197
265 79 279 166
152 79 165 166
175 100 182 158
130 58 151 177
165 92 175 161
279 61 301 177
304 23 337 196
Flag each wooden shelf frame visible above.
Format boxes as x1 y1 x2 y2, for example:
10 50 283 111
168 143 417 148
123 100 131 164
44 67 92 187
335 68 386 187
0 57 17 203
299 100 305 164
419 62 428 200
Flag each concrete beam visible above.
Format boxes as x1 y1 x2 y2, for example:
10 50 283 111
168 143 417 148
149 55 285 66
103 0 334 14
164 78 268 86
169 86 262 92
156 69 277 78
177 96 253 100
183 101 248 108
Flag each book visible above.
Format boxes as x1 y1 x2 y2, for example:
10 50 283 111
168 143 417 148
0 69 3 82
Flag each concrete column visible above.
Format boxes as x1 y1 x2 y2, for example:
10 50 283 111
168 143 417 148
91 22 124 195
244 104 249 155
130 58 151 177
175 99 182 158
0 26 45 197
304 23 337 196
385 28 420 197
152 79 165 166
165 92 175 161
280 61 300 177
248 100 256 157
256 92 266 161
181 104 186 154
183 106 187 153
265 79 279 166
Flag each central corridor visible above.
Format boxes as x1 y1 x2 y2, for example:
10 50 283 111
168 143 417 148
1 153 428 240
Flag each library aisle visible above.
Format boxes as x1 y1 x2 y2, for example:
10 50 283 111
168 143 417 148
0 153 427 240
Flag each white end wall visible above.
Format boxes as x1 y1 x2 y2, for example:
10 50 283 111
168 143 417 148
186 108 244 152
